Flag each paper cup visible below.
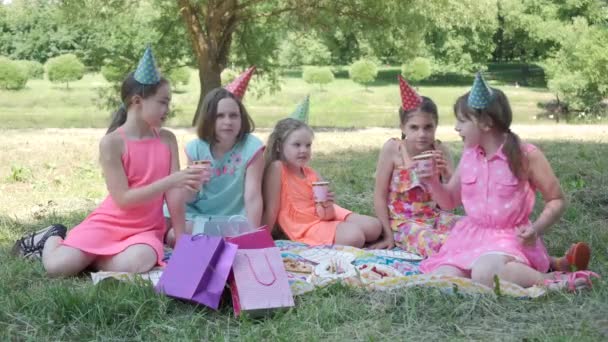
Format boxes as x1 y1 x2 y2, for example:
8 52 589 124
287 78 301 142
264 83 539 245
412 152 435 177
312 181 330 202
191 160 212 181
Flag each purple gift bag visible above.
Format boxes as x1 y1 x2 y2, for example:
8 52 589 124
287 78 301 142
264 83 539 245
155 234 237 310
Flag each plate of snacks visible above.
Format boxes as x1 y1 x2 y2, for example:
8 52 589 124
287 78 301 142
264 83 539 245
357 263 402 284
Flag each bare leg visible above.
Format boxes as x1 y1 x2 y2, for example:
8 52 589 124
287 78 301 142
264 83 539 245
433 265 468 278
93 244 157 273
499 261 558 288
335 221 366 247
164 218 194 248
470 254 514 287
344 214 383 242
42 236 96 278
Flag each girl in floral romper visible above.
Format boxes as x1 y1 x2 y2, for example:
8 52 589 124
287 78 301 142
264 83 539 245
372 76 459 255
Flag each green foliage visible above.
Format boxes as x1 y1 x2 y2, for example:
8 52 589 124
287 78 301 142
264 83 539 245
349 59 378 89
402 57 433 83
302 66 334 90
278 33 332 67
100 63 129 83
46 54 85 89
167 67 190 87
543 19 608 120
221 68 239 87
0 57 28 90
16 60 44 79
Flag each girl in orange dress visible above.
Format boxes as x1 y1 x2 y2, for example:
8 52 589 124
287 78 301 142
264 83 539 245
262 118 382 247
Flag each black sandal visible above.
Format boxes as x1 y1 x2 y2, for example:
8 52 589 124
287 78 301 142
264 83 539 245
12 224 67 259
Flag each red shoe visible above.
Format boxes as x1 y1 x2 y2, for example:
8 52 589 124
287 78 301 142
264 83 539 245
566 242 591 271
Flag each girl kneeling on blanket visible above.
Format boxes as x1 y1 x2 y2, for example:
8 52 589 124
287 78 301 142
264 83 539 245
418 73 598 291
263 118 382 247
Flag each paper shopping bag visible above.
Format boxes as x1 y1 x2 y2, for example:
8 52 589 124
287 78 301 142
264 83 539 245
225 225 274 249
155 234 237 310
230 247 294 317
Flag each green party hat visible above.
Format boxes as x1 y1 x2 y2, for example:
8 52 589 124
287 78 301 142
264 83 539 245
289 95 310 123
467 72 494 109
134 46 161 85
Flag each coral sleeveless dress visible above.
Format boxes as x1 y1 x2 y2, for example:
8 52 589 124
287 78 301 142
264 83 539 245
63 127 171 265
420 144 550 273
277 163 351 245
389 139 459 257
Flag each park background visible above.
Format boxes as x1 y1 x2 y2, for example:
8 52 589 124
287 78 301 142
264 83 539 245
0 0 607 340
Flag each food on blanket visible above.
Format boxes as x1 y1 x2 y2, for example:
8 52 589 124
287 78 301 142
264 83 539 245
313 258 357 280
283 258 313 273
358 264 401 283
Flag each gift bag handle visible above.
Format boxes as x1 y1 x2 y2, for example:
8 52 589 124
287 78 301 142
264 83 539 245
244 252 276 286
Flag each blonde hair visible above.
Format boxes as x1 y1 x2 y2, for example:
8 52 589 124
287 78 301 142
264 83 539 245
454 88 527 179
264 118 314 169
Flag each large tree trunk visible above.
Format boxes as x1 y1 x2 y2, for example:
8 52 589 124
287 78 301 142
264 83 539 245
177 0 238 126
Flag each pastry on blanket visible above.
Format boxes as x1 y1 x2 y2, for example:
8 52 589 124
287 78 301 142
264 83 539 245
358 264 401 283
283 258 313 273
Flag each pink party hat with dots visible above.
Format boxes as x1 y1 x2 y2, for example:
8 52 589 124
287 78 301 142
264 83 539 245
398 75 422 111
225 66 256 99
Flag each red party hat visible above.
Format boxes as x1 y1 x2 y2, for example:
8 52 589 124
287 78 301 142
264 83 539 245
398 75 422 111
224 66 256 99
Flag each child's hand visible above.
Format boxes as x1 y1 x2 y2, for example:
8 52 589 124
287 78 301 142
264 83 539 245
516 225 538 246
170 168 204 192
433 150 451 180
369 233 395 249
326 191 335 203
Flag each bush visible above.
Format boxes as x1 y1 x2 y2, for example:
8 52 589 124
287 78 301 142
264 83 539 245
16 60 44 79
349 59 378 90
46 54 85 89
302 66 334 90
0 57 28 90
101 63 129 83
168 67 191 87
402 57 432 83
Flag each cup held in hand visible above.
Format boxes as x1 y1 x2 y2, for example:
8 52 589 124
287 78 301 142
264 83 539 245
312 181 330 203
412 152 435 178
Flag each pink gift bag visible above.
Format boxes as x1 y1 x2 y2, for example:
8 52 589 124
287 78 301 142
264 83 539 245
230 247 294 317
155 234 237 310
225 225 274 249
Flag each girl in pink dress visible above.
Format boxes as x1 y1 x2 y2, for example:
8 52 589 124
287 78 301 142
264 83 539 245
12 48 204 277
419 74 598 291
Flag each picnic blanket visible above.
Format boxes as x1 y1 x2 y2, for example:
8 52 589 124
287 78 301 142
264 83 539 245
90 240 546 298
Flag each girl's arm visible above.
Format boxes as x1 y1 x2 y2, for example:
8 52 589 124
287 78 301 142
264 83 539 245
161 130 188 243
518 149 566 243
424 161 463 210
262 161 282 232
244 151 265 227
371 139 397 248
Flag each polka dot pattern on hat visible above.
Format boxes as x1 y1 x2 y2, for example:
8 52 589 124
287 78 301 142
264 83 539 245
398 75 423 111
225 66 256 99
134 46 161 85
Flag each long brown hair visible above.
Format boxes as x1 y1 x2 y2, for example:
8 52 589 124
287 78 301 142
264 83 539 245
454 88 526 179
264 118 314 169
106 72 169 134
195 88 255 144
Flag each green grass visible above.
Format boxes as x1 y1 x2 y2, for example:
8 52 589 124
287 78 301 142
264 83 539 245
0 65 556 129
0 129 607 340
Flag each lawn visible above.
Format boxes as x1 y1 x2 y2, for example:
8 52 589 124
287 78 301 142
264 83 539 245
0 127 607 340
0 65 557 129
